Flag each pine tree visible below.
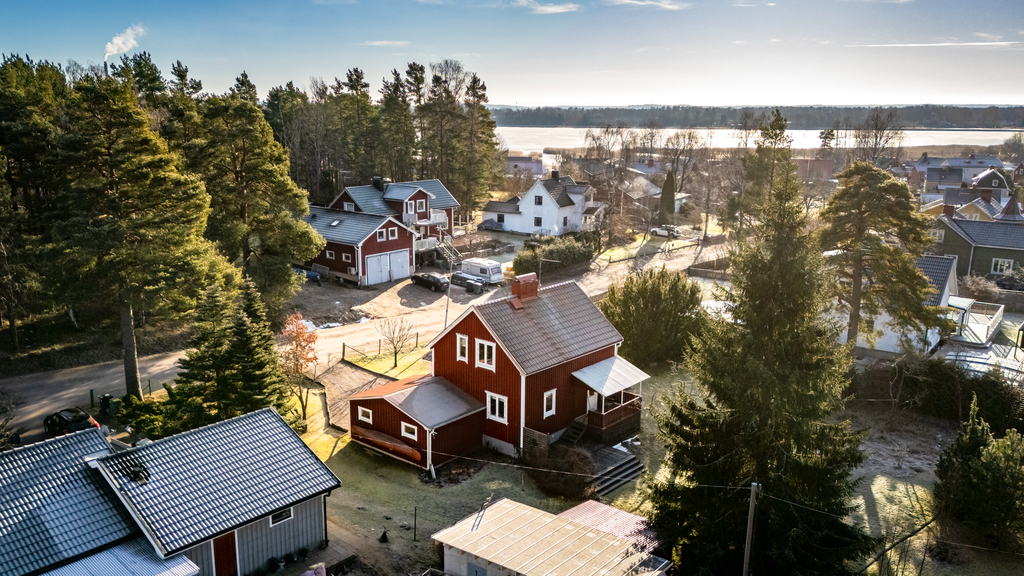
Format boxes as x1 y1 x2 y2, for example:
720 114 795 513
659 170 677 224
934 395 992 521
458 73 498 212
645 110 876 575
721 112 796 238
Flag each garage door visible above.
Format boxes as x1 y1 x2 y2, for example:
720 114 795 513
389 250 410 281
364 250 410 286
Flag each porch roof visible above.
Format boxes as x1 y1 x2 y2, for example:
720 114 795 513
572 356 649 397
948 295 975 311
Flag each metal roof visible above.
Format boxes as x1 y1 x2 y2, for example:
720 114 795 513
941 156 1003 169
39 538 198 576
342 185 399 215
481 200 522 214
305 205 392 246
392 179 459 210
96 409 340 556
959 197 1002 219
916 255 955 306
385 376 485 429
432 498 670 576
0 429 138 576
383 184 434 202
572 356 650 397
557 501 659 553
474 282 623 375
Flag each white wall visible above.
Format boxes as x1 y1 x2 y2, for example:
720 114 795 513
484 181 578 235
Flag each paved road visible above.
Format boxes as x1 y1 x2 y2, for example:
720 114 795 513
1 241 725 445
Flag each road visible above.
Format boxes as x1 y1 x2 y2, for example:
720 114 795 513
1 240 727 445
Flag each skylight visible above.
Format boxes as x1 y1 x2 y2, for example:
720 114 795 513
330 220 340 227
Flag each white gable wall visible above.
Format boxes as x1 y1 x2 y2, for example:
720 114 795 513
482 181 579 236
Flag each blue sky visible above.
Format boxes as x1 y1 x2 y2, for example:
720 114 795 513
3 0 1023 106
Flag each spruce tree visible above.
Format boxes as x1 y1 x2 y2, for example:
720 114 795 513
934 395 992 521
659 170 677 224
645 110 876 575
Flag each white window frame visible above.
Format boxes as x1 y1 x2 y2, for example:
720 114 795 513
357 406 372 424
325 250 335 260
270 507 293 526
486 391 507 424
406 200 415 213
342 253 351 262
416 199 426 212
401 422 417 441
993 179 999 187
343 202 355 212
534 195 543 206
972 214 980 221
376 229 386 242
456 334 469 363
929 229 944 242
534 216 543 227
543 389 556 419
389 227 398 240
347 266 357 275
476 338 496 372
992 258 1014 275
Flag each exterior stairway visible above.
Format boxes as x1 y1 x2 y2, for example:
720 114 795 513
560 421 587 446
437 234 463 265
592 444 644 497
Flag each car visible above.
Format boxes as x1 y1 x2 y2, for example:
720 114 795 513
448 271 478 288
292 267 322 285
650 227 679 238
44 407 99 436
479 218 504 231
411 272 450 292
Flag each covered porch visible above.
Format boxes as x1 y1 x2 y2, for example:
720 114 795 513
946 295 1005 347
573 356 649 445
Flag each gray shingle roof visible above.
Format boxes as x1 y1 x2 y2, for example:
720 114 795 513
965 197 1002 219
474 281 623 375
941 156 1003 169
383 184 432 202
916 255 955 306
539 176 582 208
941 216 1024 249
39 537 198 576
482 200 521 214
1 429 138 576
384 376 485 429
343 185 398 215
305 206 391 246
96 409 339 556
393 179 459 210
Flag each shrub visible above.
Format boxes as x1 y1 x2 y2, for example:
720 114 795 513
512 237 594 276
525 444 595 499
898 358 1024 433
117 394 166 440
958 274 1000 301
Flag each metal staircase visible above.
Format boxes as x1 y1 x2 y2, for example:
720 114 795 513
437 234 463 264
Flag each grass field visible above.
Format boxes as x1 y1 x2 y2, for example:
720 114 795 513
345 345 432 379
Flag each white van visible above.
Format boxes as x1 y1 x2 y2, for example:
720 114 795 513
461 257 504 284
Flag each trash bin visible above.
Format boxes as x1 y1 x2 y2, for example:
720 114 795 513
99 394 113 416
466 280 483 294
109 397 123 419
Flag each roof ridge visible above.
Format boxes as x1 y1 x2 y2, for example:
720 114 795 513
2 425 106 455
474 280 578 309
98 407 277 460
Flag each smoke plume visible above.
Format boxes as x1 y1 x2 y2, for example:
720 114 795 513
104 25 146 61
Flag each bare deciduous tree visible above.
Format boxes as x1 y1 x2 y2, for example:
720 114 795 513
662 129 711 199
377 317 415 368
1 385 21 450
853 107 904 166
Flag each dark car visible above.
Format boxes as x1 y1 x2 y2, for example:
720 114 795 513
411 272 450 292
292 266 322 285
44 407 99 436
448 271 478 288
479 218 503 231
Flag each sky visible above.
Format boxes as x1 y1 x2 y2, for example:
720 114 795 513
2 0 1023 107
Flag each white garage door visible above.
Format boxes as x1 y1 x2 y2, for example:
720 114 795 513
389 250 410 281
364 250 410 286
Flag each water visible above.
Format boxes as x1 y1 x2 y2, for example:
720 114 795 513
496 126 1017 154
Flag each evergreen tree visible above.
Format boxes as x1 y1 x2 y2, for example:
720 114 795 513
934 395 992 521
819 162 939 348
378 69 417 183
645 110 876 575
721 111 796 238
458 73 498 212
659 170 676 224
230 71 258 104
110 52 168 114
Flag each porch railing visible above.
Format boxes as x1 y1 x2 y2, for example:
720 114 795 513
414 237 438 252
587 392 642 431
402 210 448 226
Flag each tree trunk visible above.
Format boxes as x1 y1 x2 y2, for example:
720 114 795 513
846 260 864 348
5 302 17 351
121 302 144 399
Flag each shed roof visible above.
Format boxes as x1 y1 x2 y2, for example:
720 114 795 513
482 200 522 214
915 255 955 306
572 356 649 397
39 538 198 576
432 498 670 576
557 501 659 553
96 409 339 556
0 429 138 576
380 375 485 429
305 206 392 246
473 281 622 375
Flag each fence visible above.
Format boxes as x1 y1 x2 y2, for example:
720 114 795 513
605 237 699 264
341 332 422 361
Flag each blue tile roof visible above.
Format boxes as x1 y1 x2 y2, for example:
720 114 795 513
305 206 392 246
0 429 138 576
343 185 398 215
916 255 955 306
941 216 1024 250
96 409 340 556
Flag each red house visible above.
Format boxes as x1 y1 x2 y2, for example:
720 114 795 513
304 206 416 286
329 177 458 242
348 274 649 472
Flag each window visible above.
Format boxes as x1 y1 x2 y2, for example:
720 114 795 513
476 339 495 371
562 216 568 227
486 392 507 424
993 179 999 187
417 199 426 212
406 200 415 213
928 229 944 242
270 507 292 526
389 227 398 240
376 229 386 242
497 213 504 223
534 217 543 227
357 406 372 424
543 389 556 418
326 250 335 260
343 202 355 212
342 253 352 262
971 214 980 221
401 422 417 441
992 258 1014 275
534 195 543 206
330 220 340 227
456 334 469 363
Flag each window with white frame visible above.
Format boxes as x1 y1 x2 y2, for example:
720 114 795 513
357 406 372 424
928 229 944 242
376 229 386 241
416 199 426 212
326 250 335 259
476 339 495 371
270 507 292 526
401 422 417 440
543 389 556 418
486 392 507 424
342 253 351 262
534 195 543 206
993 179 999 186
992 258 1014 275
534 217 542 227
456 334 469 363
389 227 398 240
343 202 355 212
972 214 980 221
406 200 415 213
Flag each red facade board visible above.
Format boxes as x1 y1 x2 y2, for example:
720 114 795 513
349 397 426 467
361 222 414 270
433 411 485 466
525 346 616 435
433 311 523 449
329 190 360 212
307 241 357 276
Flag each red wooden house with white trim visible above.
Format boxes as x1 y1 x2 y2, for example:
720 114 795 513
303 206 417 286
348 274 649 472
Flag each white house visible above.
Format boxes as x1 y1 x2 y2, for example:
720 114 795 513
481 171 604 235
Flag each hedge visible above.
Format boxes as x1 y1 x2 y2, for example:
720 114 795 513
512 237 595 276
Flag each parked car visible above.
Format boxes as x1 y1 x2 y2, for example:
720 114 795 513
44 407 99 436
449 271 478 288
479 218 503 231
292 266 322 285
411 272 450 292
650 227 679 238
996 275 1024 291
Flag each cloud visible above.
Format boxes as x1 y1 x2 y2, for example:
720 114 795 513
839 0 913 3
769 38 781 43
363 40 411 46
850 41 1023 47
104 24 145 61
605 0 691 9
732 40 749 44
514 0 579 13
974 32 1002 41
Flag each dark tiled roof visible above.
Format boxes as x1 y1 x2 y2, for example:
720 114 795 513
393 179 459 210
382 184 428 202
916 255 955 306
972 168 1010 190
342 185 398 215
0 429 138 576
474 281 622 375
940 216 1024 249
482 200 521 214
96 409 339 556
305 206 391 246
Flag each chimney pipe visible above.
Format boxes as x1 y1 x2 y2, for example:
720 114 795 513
942 204 956 218
104 61 108 78
980 188 992 204
551 170 559 182
372 176 384 192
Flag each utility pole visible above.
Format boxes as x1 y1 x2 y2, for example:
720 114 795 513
444 259 454 328
742 482 760 576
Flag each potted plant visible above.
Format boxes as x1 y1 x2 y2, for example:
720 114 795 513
266 557 281 573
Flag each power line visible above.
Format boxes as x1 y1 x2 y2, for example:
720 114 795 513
760 492 850 521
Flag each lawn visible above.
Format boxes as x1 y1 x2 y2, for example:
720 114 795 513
596 233 697 264
345 345 432 379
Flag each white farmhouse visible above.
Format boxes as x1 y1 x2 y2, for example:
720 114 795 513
481 171 605 235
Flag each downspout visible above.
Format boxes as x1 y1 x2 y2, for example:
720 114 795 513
968 244 975 276
356 246 363 287
323 492 330 546
428 429 436 479
519 372 526 454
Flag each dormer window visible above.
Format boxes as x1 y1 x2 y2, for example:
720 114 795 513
343 202 355 212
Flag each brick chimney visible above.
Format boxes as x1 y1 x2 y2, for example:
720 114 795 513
551 170 559 182
980 188 992 203
942 203 956 218
510 273 539 303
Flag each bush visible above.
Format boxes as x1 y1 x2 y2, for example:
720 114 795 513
959 274 1000 301
525 444 595 499
512 237 595 276
117 394 166 440
899 358 1024 433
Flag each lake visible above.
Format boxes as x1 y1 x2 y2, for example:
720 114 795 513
496 126 1018 154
